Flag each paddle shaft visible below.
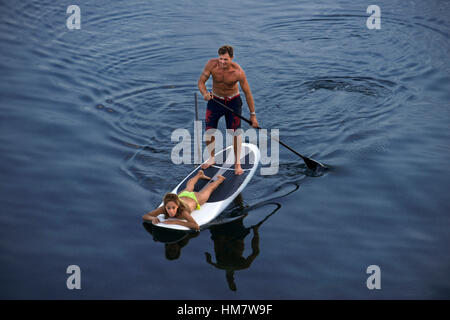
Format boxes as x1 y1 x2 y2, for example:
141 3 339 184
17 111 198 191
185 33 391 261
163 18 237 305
211 97 315 164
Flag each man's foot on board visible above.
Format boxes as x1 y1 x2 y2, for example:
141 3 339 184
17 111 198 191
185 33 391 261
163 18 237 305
201 157 216 170
234 163 244 175
197 170 211 180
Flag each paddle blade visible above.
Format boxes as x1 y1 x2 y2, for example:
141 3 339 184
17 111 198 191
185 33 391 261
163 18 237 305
302 155 328 176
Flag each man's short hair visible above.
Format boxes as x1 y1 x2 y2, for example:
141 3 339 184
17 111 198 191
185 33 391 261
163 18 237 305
218 45 234 58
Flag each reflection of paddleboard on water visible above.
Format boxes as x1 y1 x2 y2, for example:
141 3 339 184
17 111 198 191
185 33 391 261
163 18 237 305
142 222 191 244
153 143 260 231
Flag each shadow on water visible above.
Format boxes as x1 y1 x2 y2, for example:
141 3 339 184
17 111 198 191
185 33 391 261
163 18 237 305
142 182 301 291
142 222 200 261
142 222 200 260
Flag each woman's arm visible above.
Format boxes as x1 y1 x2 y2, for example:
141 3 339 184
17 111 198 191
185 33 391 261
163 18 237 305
142 206 165 223
162 210 200 231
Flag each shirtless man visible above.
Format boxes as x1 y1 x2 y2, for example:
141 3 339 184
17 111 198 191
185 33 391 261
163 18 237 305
197 45 259 175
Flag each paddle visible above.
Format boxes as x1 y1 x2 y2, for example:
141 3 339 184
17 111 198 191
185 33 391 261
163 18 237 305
211 97 327 172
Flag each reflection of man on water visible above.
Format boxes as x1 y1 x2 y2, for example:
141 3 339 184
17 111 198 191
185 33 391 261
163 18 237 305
205 216 260 291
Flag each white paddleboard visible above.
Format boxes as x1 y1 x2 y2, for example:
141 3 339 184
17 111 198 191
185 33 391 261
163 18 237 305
154 143 260 230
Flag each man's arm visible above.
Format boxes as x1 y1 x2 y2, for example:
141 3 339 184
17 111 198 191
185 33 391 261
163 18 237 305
243 226 260 267
198 61 213 100
239 70 259 128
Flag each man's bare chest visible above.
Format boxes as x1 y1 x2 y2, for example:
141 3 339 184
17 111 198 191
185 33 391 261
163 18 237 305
211 69 239 86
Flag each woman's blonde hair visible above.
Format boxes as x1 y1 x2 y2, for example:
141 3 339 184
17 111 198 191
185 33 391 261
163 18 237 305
163 193 190 218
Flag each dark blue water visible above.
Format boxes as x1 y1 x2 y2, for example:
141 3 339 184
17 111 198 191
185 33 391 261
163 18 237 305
1 0 449 299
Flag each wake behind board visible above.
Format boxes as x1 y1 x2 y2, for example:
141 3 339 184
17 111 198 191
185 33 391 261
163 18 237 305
154 143 260 230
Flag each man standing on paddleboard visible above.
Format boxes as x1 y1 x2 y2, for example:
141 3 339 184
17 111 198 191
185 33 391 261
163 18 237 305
198 45 259 175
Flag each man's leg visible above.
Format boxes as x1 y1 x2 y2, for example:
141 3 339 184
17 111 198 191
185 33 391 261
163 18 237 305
233 133 243 175
202 134 216 169
202 101 221 169
225 97 244 175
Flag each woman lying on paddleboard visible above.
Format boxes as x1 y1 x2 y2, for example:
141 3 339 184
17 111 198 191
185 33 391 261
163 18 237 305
142 170 225 230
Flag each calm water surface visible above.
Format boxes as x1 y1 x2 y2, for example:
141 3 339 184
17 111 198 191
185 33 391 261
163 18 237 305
0 0 449 299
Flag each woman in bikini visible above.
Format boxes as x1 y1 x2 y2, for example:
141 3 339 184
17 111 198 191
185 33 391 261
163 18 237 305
142 170 226 230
